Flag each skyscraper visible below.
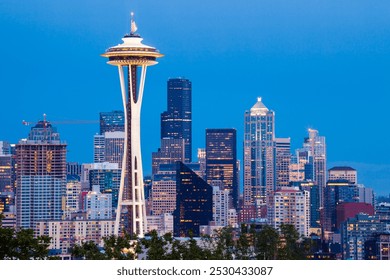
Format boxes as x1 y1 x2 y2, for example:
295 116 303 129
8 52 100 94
243 97 275 217
99 110 125 134
275 137 291 188
16 119 67 230
297 129 326 207
151 138 185 176
102 14 163 236
104 131 125 168
205 128 239 208
174 162 213 237
161 78 192 162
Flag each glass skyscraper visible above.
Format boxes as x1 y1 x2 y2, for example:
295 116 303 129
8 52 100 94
173 162 212 237
205 128 239 208
243 97 275 215
99 110 125 134
161 78 192 162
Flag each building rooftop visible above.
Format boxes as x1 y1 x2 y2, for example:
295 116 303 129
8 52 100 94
329 166 356 171
250 97 269 115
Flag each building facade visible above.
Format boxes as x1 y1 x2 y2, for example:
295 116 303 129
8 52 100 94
173 162 213 237
205 128 239 208
243 97 275 218
267 186 310 237
99 110 125 134
16 120 67 230
161 78 192 162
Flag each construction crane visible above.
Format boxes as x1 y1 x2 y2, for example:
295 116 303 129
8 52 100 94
22 113 99 126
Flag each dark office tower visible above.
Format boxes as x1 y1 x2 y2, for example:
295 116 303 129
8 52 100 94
275 138 291 189
174 162 213 237
161 78 192 162
205 129 239 208
323 179 359 233
16 119 67 230
99 110 125 134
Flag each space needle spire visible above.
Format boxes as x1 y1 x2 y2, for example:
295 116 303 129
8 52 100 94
101 13 163 237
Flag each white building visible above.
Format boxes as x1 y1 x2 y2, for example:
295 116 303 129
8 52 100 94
146 213 173 236
84 185 112 220
268 186 310 237
64 181 82 219
35 219 115 254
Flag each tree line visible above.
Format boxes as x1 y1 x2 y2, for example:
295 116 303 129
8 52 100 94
1 213 315 260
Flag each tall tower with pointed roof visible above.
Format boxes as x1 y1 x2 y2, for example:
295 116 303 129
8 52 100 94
102 14 163 237
243 97 275 219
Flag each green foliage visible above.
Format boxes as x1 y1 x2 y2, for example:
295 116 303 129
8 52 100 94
254 225 279 260
68 224 316 260
0 216 52 260
70 233 139 260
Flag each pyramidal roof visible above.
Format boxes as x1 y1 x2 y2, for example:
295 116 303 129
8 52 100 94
250 97 269 115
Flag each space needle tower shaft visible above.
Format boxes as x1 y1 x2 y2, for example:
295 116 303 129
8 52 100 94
101 13 163 237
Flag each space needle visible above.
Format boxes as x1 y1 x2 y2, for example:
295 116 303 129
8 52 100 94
102 13 163 237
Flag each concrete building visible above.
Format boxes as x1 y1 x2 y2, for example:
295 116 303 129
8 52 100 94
84 185 112 220
268 186 310 237
340 214 388 260
16 119 66 230
328 166 357 184
146 213 173 236
64 181 82 219
35 219 115 255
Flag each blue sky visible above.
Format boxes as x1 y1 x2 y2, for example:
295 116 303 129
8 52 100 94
1 0 390 195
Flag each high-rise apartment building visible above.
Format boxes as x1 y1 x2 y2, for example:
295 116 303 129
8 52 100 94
267 186 310 237
16 120 67 230
104 131 125 168
64 180 82 219
161 78 192 162
93 134 105 163
243 97 275 216
340 214 387 260
291 180 321 229
99 110 125 134
84 185 112 220
205 129 239 208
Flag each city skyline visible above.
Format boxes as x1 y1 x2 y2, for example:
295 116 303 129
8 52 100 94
1 1 390 195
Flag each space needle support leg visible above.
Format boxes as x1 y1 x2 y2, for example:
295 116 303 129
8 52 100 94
114 65 128 236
